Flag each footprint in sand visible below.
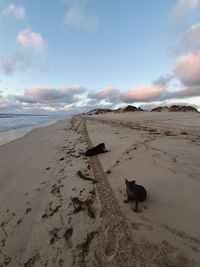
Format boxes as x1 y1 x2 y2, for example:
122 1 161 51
59 168 65 174
16 218 22 225
25 208 32 214
3 255 11 266
58 259 64 266
49 228 60 245
63 227 73 248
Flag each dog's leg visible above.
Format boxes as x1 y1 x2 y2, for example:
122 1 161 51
124 189 130 203
133 201 138 212
124 193 130 203
124 198 129 203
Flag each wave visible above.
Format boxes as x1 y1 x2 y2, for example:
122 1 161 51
0 114 66 132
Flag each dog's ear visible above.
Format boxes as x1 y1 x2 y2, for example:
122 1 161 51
125 179 128 183
132 180 136 183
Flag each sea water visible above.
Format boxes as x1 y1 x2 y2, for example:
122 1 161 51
0 113 67 145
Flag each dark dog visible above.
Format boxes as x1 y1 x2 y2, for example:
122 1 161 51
124 179 147 212
85 143 109 156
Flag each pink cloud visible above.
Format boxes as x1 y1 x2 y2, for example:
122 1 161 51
120 86 165 103
174 52 200 86
17 28 46 51
15 86 87 104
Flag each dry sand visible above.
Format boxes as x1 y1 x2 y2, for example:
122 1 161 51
0 112 200 266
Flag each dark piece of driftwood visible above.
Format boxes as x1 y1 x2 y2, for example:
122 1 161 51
77 170 96 183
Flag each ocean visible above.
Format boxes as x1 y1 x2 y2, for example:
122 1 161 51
0 113 66 132
0 113 68 145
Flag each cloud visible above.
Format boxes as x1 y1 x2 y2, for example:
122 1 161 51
120 86 165 103
0 29 47 75
166 86 200 99
15 86 87 104
88 87 120 103
0 97 9 106
179 23 200 52
17 28 46 51
153 74 173 87
120 84 200 103
174 52 200 86
2 3 25 19
0 56 16 74
64 3 99 32
0 52 31 75
171 0 198 23
0 85 88 114
1 83 200 114
0 96 23 113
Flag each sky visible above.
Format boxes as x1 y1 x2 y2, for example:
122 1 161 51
0 0 200 114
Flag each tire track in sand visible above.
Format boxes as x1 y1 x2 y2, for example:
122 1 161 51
80 117 144 266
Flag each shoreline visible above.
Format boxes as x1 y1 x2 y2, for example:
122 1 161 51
0 118 68 146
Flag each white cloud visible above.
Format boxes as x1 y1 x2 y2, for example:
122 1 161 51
0 29 47 75
3 3 25 19
17 28 46 51
0 52 31 75
171 0 198 22
0 56 16 74
179 23 200 52
64 5 99 32
88 87 120 103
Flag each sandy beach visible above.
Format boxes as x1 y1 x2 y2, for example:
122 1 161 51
0 112 200 266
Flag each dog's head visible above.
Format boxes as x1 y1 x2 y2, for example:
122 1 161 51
125 179 136 186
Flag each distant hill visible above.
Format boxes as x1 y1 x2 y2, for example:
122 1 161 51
151 105 198 112
114 108 124 113
151 106 169 112
86 108 112 115
85 105 144 115
115 105 144 113
169 105 198 112
82 104 198 116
